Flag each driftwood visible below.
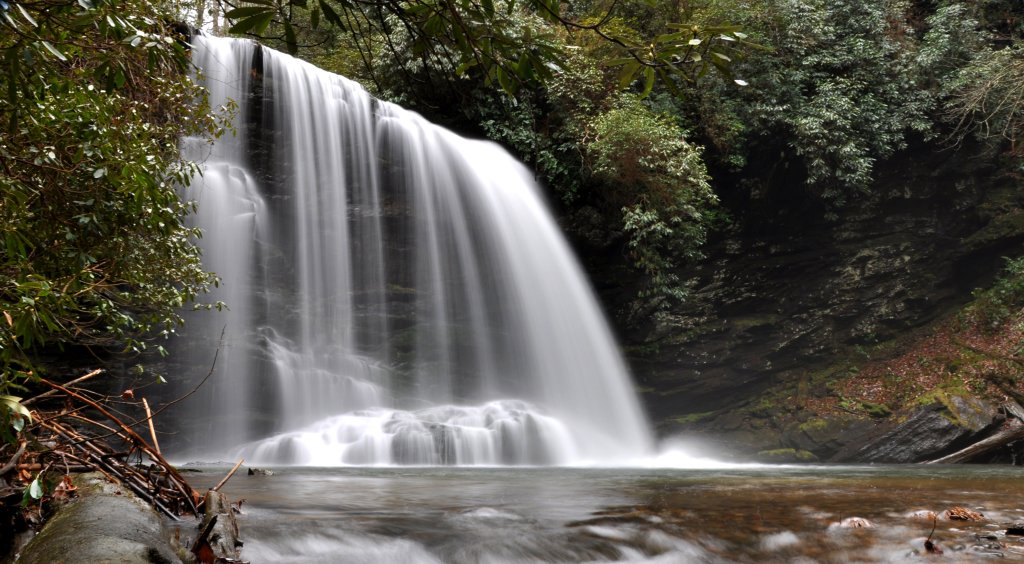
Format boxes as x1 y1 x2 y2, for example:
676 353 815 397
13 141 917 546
193 490 245 563
926 418 1024 464
211 459 245 493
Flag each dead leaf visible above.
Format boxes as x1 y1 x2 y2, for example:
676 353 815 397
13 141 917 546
945 506 984 521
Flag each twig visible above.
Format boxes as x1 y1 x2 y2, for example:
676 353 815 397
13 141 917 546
59 450 117 483
40 420 181 520
149 327 224 417
23 368 104 405
38 378 200 514
142 398 161 455
925 515 942 554
0 440 28 476
211 459 244 493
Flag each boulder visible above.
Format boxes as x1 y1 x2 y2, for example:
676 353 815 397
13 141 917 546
17 473 181 564
831 397 999 462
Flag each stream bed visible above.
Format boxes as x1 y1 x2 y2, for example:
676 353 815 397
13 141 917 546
183 464 1024 563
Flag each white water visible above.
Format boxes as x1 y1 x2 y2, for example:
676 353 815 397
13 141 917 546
178 36 653 465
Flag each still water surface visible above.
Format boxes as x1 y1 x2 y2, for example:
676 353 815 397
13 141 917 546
185 465 1024 563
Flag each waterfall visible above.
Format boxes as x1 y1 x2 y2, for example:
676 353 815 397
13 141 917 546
176 35 653 465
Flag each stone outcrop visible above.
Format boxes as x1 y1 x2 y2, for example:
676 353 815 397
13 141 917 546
574 141 1024 460
830 397 999 462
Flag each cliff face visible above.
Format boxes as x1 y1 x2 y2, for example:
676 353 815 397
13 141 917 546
576 141 1024 460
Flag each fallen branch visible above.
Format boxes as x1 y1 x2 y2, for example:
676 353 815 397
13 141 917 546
39 419 182 520
39 378 200 514
0 440 28 476
23 369 104 406
142 398 161 455
925 419 1024 464
211 459 245 493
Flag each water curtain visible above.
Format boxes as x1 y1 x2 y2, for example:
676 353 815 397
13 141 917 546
177 35 652 465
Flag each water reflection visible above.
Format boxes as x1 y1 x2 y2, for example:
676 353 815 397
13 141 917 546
184 466 1024 563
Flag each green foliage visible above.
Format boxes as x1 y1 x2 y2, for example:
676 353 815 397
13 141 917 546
762 0 933 198
588 96 717 319
223 0 750 97
0 0 225 400
915 3 986 87
944 46 1024 156
687 0 949 202
969 255 1024 331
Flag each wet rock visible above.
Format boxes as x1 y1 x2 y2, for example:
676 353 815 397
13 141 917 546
1006 523 1024 536
755 448 818 463
247 467 274 476
17 473 181 564
781 417 869 459
589 141 1024 461
830 398 999 463
906 510 938 521
829 517 874 529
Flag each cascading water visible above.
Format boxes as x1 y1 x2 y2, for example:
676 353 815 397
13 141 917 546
176 35 653 465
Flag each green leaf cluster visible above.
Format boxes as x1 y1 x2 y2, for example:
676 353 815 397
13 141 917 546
0 0 226 404
587 95 717 320
969 256 1024 331
222 0 752 97
683 0 1024 203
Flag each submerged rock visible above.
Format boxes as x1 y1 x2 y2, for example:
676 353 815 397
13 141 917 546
906 509 938 521
829 517 875 529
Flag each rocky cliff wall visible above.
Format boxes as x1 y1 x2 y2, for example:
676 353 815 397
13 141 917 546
575 141 1024 460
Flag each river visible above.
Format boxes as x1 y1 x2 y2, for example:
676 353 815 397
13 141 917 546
183 464 1023 562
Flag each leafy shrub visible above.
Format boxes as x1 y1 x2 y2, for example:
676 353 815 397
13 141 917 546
688 0 942 202
970 256 1024 330
0 1 226 408
587 96 717 319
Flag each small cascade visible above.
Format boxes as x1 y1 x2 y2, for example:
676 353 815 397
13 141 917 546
176 35 653 465
240 400 577 466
